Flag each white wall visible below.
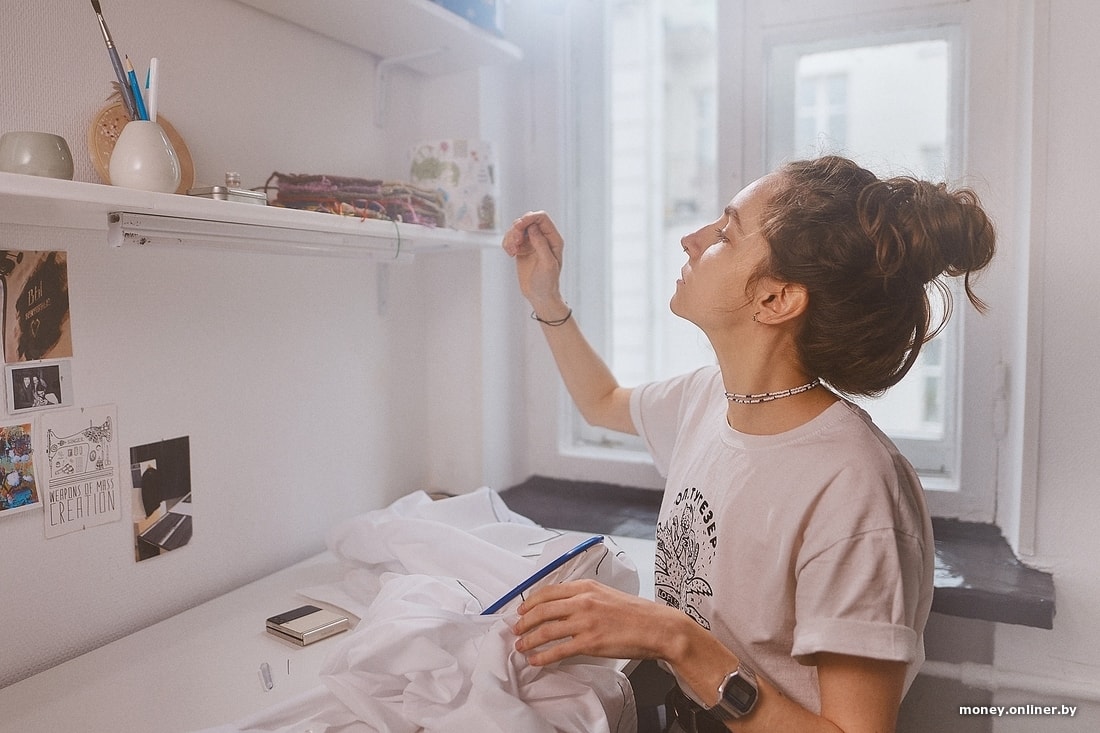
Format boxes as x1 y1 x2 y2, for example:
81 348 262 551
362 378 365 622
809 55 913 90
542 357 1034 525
0 0 519 688
987 0 1100 725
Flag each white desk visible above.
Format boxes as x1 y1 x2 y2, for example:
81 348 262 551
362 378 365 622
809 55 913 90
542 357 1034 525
0 536 656 733
0 553 349 733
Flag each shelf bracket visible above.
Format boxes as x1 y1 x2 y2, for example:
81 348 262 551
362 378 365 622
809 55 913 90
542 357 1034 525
374 48 447 128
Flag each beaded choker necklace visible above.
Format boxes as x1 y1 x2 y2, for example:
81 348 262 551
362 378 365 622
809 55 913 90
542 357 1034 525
725 378 821 404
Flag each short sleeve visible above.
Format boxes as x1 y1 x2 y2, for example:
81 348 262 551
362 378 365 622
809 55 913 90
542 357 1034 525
792 528 928 665
629 367 719 477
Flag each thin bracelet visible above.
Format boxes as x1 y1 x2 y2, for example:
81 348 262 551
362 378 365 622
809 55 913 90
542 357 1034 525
531 308 573 326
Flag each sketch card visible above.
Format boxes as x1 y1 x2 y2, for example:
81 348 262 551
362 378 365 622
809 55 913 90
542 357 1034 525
0 423 37 517
40 405 121 538
6 360 73 413
130 436 192 561
0 250 72 364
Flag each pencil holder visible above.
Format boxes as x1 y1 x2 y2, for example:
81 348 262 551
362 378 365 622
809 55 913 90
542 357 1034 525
108 120 181 193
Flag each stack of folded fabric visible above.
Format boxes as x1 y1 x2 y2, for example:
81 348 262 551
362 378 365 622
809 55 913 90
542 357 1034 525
266 172 447 227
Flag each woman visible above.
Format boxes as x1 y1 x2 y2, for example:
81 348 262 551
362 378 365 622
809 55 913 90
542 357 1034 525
502 156 995 732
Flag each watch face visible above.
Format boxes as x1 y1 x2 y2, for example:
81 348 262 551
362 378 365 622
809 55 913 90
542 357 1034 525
724 674 757 711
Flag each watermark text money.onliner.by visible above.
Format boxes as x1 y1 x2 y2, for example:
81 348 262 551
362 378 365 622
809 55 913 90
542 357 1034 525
959 705 1077 717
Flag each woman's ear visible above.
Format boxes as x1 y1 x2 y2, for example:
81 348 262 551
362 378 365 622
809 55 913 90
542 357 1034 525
754 278 809 325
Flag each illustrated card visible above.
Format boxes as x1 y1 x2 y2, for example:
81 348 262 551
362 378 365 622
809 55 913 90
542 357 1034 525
40 404 121 538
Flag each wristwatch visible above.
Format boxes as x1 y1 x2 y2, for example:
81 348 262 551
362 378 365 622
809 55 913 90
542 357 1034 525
706 662 759 721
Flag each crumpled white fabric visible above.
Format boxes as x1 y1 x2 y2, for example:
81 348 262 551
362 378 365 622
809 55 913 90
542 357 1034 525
319 574 635 733
194 488 640 733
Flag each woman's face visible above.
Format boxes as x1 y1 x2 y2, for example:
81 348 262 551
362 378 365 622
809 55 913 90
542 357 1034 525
670 173 779 331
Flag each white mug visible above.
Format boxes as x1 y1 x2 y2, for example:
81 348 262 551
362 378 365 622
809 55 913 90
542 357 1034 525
0 131 74 179
109 120 181 193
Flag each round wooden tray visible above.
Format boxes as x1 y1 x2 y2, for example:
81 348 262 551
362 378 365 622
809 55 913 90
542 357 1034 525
88 102 195 194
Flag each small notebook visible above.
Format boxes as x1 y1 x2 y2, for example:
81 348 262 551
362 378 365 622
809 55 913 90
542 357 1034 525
266 604 350 646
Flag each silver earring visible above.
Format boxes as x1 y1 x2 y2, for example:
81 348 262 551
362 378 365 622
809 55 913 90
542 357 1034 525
752 312 759 322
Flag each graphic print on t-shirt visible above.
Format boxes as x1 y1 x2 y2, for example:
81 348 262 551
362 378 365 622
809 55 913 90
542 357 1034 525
654 486 716 629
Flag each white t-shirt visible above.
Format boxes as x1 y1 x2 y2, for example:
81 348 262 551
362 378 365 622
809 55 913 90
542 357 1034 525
630 366 934 713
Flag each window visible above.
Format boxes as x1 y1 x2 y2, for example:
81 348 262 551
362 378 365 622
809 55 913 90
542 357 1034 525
573 0 719 452
607 0 719 387
766 30 963 478
548 0 1027 523
794 72 849 156
769 36 953 175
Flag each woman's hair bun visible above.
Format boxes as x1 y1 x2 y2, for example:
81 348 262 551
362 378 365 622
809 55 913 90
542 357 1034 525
858 176 996 309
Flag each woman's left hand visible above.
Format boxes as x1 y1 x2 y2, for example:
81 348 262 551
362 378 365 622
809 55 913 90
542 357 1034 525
512 579 687 666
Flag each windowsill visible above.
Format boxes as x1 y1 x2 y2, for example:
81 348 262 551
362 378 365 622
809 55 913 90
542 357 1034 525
930 518 1054 629
500 476 1055 630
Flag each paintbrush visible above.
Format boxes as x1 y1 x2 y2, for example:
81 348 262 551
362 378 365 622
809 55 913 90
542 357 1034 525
89 0 138 120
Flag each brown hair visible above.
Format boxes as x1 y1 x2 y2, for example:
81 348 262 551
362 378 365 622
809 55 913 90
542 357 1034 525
758 156 996 396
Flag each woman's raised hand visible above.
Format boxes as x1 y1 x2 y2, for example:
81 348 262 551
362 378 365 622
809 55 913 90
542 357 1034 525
502 211 569 315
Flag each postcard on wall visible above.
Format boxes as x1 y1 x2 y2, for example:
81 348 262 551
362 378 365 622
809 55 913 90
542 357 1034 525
39 404 121 538
130 436 192 562
0 249 72 364
0 422 37 518
6 359 73 413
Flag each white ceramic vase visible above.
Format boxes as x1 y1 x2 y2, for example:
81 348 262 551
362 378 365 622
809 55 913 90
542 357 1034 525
109 120 181 193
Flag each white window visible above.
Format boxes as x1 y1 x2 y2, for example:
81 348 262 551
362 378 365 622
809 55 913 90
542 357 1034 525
547 0 1028 524
794 72 849 156
766 30 963 479
572 0 720 454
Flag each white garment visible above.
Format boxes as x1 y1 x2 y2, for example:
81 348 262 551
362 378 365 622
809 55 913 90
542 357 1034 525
320 574 635 733
195 488 640 733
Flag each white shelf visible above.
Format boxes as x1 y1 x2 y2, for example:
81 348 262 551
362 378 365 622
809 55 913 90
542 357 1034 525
0 172 499 259
233 0 521 75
